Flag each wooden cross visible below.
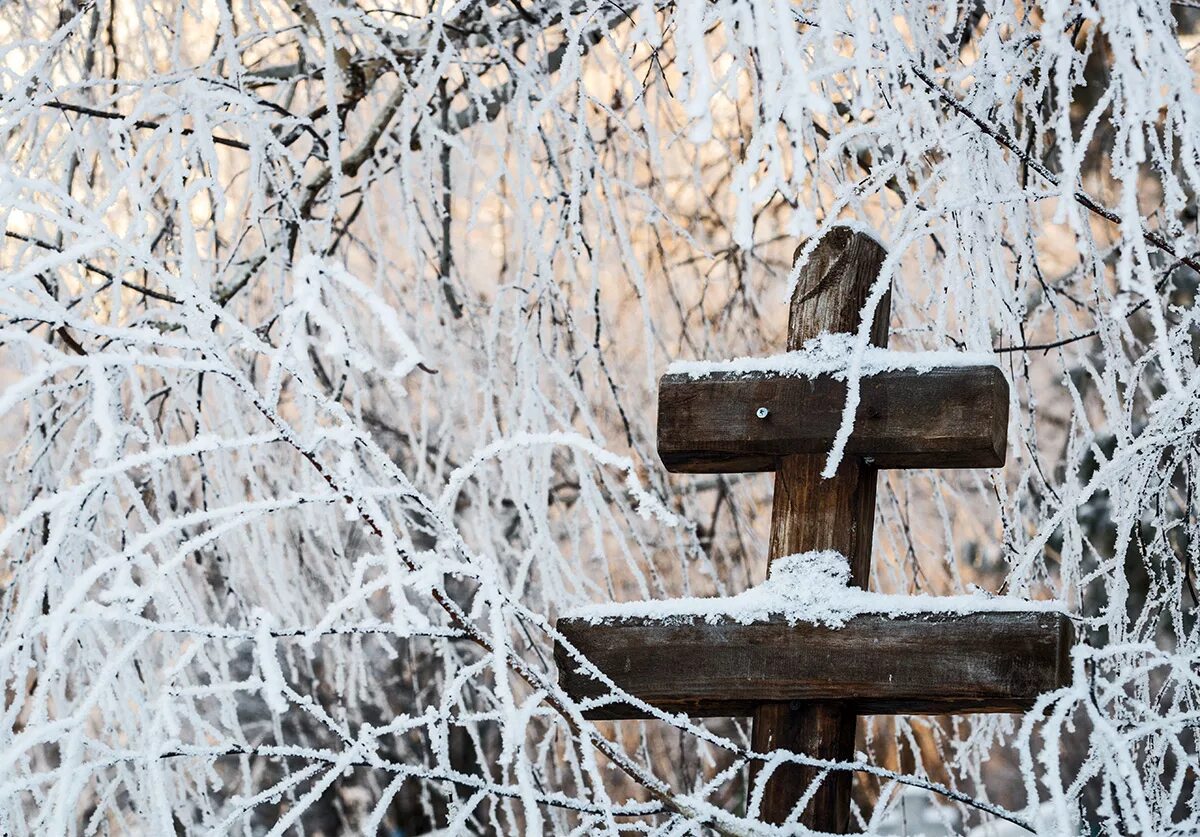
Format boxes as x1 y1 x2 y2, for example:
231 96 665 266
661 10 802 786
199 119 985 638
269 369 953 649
555 227 1073 831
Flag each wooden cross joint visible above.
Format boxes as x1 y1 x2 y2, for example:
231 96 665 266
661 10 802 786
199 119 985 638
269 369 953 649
555 226 1073 832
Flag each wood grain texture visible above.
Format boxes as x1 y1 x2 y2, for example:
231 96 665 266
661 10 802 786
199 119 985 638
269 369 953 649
752 227 893 828
657 365 1009 472
553 227 1034 829
753 700 855 831
554 611 1075 719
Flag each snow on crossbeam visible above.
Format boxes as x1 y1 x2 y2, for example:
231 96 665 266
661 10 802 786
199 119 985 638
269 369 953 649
556 552 1073 718
658 362 1008 472
665 333 997 380
565 551 1065 629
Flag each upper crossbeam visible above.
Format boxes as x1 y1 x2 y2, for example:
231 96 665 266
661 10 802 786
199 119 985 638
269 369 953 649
657 365 1008 473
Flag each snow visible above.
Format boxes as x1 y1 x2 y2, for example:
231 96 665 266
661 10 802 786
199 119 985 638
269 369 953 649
567 551 1066 628
871 787 960 836
0 0 1192 833
964 804 1081 836
667 333 997 380
254 610 290 716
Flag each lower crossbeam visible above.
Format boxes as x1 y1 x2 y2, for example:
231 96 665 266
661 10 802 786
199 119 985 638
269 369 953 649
555 611 1073 719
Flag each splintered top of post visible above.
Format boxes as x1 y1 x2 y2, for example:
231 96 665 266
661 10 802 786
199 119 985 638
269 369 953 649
656 227 1009 472
787 226 891 349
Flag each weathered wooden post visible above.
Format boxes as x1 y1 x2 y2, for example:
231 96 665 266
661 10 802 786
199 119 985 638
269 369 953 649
749 227 891 829
555 226 1073 831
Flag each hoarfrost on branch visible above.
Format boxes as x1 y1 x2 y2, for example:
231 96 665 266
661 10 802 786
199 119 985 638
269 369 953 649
0 1 1197 833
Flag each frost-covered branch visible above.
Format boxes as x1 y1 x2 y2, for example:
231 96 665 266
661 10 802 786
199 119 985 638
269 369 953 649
2 0 1199 833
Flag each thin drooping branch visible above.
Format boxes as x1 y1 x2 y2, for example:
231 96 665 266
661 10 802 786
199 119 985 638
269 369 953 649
908 64 1200 275
43 100 252 151
2 1 1197 833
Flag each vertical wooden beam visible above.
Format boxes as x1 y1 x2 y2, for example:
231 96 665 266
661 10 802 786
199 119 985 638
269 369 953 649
750 227 891 830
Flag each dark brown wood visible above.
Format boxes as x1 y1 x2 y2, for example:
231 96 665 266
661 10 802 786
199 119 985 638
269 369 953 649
657 365 1009 473
751 226 892 828
551 226 1047 831
555 611 1075 719
752 701 855 831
